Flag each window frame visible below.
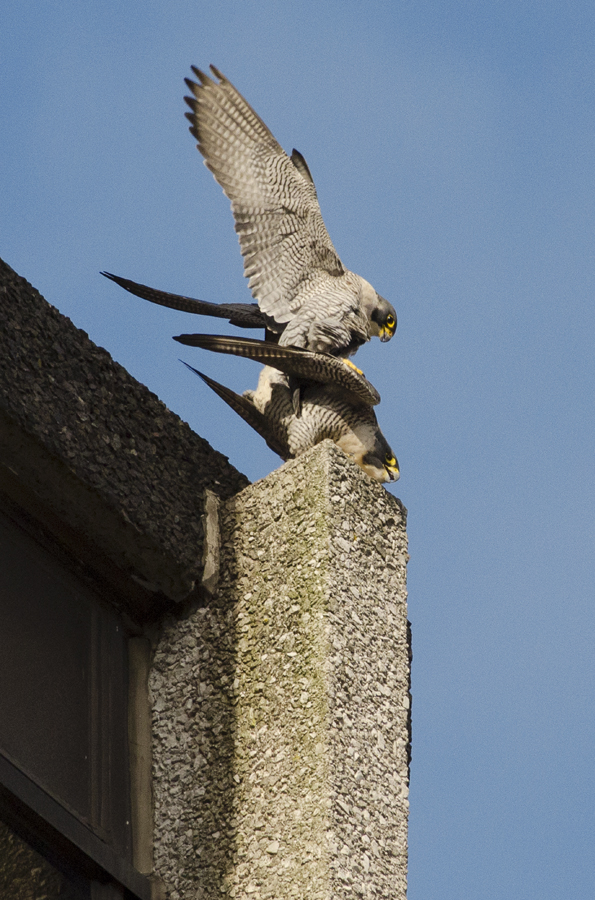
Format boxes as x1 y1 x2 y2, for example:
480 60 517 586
0 751 152 899
0 493 156 900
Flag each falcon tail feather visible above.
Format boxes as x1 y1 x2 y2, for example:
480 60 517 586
101 271 265 328
180 361 289 460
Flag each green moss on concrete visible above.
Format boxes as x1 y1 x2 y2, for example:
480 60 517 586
220 448 332 899
151 442 409 900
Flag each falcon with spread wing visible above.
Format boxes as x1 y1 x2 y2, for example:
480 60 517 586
184 65 397 358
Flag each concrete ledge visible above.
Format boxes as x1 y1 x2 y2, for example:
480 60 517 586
0 259 248 613
151 441 409 899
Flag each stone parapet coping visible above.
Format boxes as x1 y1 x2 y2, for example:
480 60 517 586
0 258 249 618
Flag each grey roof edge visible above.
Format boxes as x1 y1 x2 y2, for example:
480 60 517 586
0 258 250 617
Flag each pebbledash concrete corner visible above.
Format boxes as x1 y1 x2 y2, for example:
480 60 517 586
0 258 410 900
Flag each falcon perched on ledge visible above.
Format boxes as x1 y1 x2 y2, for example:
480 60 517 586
181 352 400 485
184 65 397 358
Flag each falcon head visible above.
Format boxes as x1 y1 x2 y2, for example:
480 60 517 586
358 278 397 343
371 295 397 343
337 421 400 484
360 445 400 483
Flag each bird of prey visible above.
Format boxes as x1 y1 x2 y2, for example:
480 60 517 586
182 357 399 484
183 65 397 358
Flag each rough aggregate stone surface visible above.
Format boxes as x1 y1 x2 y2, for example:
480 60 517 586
151 442 409 899
0 258 248 603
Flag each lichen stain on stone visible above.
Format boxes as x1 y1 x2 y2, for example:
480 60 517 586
151 443 409 900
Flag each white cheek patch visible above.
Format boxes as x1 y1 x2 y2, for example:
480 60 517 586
336 423 387 481
362 463 390 483
336 430 366 461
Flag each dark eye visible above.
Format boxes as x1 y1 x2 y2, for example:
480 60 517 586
385 453 396 466
386 314 395 328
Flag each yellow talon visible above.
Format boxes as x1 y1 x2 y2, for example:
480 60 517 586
342 358 364 376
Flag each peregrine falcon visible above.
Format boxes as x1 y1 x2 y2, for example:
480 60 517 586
183 65 397 358
183 361 399 484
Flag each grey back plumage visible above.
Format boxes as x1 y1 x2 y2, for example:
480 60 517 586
181 344 399 484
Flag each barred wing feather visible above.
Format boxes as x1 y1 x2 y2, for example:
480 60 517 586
184 66 345 323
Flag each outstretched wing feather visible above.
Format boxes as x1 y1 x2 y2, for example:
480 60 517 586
184 67 345 323
174 333 381 406
101 271 266 328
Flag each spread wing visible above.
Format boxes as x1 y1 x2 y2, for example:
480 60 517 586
173 334 381 407
184 66 345 324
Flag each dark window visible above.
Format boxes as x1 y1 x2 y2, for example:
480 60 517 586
0 508 131 852
0 506 151 898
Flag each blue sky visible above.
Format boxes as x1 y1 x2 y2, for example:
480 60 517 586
2 3 594 897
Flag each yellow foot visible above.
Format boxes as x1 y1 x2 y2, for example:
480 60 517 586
342 358 365 376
